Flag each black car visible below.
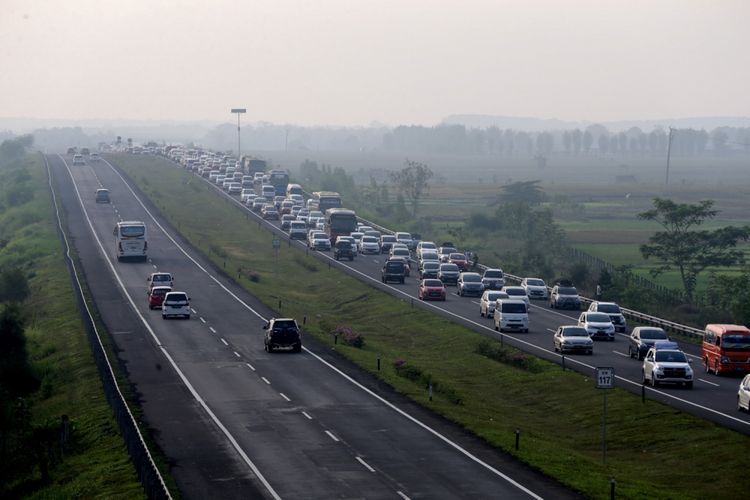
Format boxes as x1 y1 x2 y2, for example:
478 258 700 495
334 240 354 261
381 259 406 284
629 327 669 360
263 318 302 353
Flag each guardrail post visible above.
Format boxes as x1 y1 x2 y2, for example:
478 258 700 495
561 355 565 371
641 382 646 403
377 356 381 371
515 429 520 451
610 478 616 499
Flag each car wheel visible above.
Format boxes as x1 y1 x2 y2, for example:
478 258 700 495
553 344 558 352
480 309 484 317
587 349 593 355
293 343 302 353
628 346 633 358
494 324 499 331
185 315 191 320
685 382 693 389
400 278 404 284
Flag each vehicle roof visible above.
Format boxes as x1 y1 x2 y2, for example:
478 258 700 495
705 324 750 335
150 286 172 292
651 340 681 350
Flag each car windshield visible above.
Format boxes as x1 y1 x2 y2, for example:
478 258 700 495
422 252 438 259
722 335 750 350
420 242 436 249
363 236 377 243
272 320 297 331
559 287 578 295
167 293 187 301
484 270 503 278
423 279 443 287
505 288 525 296
597 303 621 313
449 253 465 260
485 292 504 301
153 274 170 282
423 262 439 269
588 313 611 323
441 264 459 272
526 279 545 286
563 327 589 337
502 303 527 313
640 329 667 340
392 249 409 256
462 274 481 282
654 351 687 363
382 236 396 242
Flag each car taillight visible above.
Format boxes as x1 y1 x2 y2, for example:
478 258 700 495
143 241 148 253
118 243 123 252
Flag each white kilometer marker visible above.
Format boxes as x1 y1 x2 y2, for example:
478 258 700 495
325 430 340 442
220 338 228 346
279 393 290 402
356 456 376 473
699 378 720 387
245 363 256 371
301 411 312 420
200 317 206 323
209 326 216 333
233 351 241 358
261 377 271 385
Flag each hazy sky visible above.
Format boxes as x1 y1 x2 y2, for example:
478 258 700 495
1 0 748 126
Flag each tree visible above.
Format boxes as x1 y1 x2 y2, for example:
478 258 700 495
0 268 30 304
0 304 40 399
389 159 433 217
497 180 546 205
639 198 750 303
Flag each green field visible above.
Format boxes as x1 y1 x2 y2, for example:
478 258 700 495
0 155 146 498
111 153 750 499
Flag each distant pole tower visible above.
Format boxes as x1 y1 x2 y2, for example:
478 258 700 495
665 127 675 185
231 108 246 157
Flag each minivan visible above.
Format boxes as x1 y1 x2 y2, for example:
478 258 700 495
703 324 750 375
162 291 191 319
261 184 275 200
494 299 529 333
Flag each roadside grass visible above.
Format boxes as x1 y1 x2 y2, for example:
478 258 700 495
0 155 145 498
112 153 750 499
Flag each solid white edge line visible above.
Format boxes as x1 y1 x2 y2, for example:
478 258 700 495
325 430 340 442
356 456 376 473
68 156 282 500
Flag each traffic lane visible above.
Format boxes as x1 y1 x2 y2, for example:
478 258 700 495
50 155 267 499
100 158 565 499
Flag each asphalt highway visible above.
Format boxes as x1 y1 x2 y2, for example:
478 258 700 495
49 153 581 499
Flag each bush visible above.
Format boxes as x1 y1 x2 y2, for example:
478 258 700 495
476 340 545 373
393 359 462 405
331 324 364 348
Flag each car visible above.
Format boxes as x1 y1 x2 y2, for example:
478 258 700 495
578 312 615 341
95 188 110 203
437 263 460 285
738 374 750 411
415 241 437 259
642 345 693 388
381 259 406 284
80 147 90 155
288 220 307 240
418 279 446 301
148 286 172 309
357 224 373 233
222 179 234 191
395 231 414 250
72 154 86 166
364 230 382 240
419 250 440 265
550 281 582 310
306 211 324 227
208 170 221 182
629 327 669 360
274 195 286 209
289 194 304 206
358 235 380 254
389 246 411 261
90 152 101 162
280 214 296 230
501 286 530 308
448 253 468 271
261 205 279 220
553 326 594 355
437 246 457 262
387 256 411 276
280 200 294 214
588 301 627 332
263 318 302 353
161 291 191 319
334 238 355 261
241 188 255 203
521 277 548 300
308 231 331 251
481 268 505 290
479 290 509 317
380 235 397 253
338 235 358 256
457 272 484 296
418 261 440 279
66 147 77 154
494 299 529 333
228 182 242 195
251 198 265 212
147 272 174 290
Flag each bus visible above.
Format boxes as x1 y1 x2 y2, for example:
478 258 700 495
114 220 148 261
286 183 303 197
311 191 343 213
702 324 750 375
325 208 358 246
268 169 289 196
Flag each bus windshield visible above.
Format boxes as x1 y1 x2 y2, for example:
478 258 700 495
329 214 357 232
722 335 750 350
120 225 145 238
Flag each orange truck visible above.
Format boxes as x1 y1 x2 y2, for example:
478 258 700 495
702 324 750 375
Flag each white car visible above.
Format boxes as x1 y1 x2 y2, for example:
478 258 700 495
241 189 255 203
479 290 508 318
228 182 242 195
738 374 750 411
501 286 530 308
358 235 380 254
416 241 437 259
588 301 627 333
642 345 693 388
521 277 548 300
553 326 594 355
577 312 615 341
419 250 440 265
162 291 191 319
390 246 411 260
72 154 86 166
395 231 414 249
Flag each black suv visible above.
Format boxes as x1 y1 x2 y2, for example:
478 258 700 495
381 259 406 284
263 318 302 353
628 326 669 360
334 240 354 261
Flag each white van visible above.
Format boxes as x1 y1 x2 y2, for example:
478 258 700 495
162 291 191 319
261 184 275 200
494 299 529 333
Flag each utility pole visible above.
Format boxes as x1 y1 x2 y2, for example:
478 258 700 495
665 127 675 185
231 108 246 158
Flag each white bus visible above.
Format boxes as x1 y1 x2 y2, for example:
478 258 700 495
114 221 148 261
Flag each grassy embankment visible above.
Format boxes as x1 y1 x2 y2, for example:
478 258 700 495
0 155 147 498
112 153 750 500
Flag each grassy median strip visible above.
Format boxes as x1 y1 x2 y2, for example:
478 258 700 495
0 155 146 498
113 154 750 499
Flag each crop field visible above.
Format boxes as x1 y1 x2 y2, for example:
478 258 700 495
110 153 750 499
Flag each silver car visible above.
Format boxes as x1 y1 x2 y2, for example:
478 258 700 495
553 326 594 354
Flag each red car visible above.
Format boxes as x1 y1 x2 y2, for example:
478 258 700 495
448 253 468 271
148 286 172 309
418 279 447 301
